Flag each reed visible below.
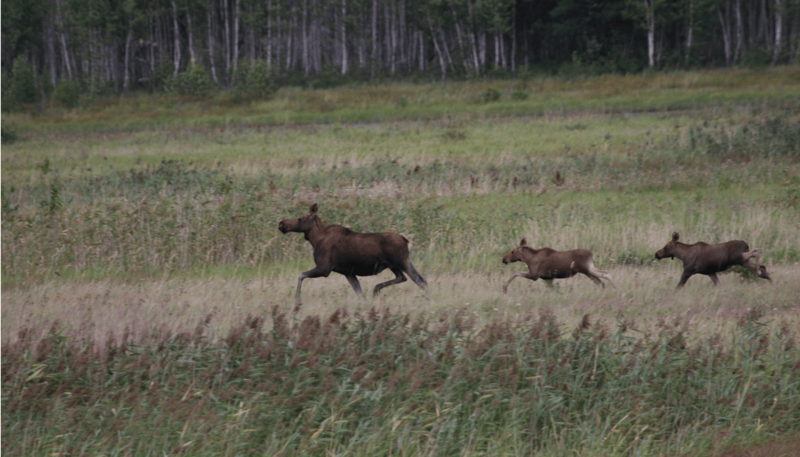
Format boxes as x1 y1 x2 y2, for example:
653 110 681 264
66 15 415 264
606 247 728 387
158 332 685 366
2 308 798 456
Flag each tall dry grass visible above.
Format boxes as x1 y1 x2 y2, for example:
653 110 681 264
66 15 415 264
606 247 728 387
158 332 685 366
4 265 798 347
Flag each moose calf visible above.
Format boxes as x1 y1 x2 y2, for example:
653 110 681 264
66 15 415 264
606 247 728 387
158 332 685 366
655 232 772 289
501 238 615 293
279 203 427 305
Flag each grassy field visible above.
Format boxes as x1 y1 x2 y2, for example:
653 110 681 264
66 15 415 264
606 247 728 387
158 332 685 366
3 67 800 456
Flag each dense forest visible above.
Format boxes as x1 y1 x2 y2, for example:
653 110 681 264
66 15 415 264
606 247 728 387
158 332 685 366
2 0 800 104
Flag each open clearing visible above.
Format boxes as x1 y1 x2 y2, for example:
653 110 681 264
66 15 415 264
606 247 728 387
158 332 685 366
3 69 800 456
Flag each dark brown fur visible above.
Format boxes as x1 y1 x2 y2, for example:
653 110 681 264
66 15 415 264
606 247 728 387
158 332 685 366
279 203 427 304
655 231 772 289
501 238 615 293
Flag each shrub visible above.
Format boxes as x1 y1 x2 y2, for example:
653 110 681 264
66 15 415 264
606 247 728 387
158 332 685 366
233 59 277 100
309 64 347 90
511 90 528 101
1 120 19 144
743 47 771 69
153 57 175 91
53 79 82 109
168 63 216 97
4 56 40 110
482 87 501 103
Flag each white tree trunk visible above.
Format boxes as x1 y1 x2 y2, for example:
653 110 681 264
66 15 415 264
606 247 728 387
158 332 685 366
302 0 309 76
172 0 181 75
773 0 783 65
371 0 377 77
385 0 392 72
686 0 693 63
123 26 133 90
494 33 500 67
427 14 446 80
718 4 732 65
644 0 655 67
734 0 743 63
55 0 73 79
479 31 486 67
267 0 272 67
341 0 348 74
466 0 480 74
500 33 506 69
222 0 231 84
249 2 255 63
233 0 240 74
187 8 196 64
286 10 294 71
511 14 516 72
208 9 221 86
419 30 425 71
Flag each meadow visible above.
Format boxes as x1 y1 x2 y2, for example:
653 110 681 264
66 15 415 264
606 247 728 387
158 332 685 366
3 67 800 456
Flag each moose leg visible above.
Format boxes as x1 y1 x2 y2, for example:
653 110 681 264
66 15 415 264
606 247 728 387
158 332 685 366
295 266 331 305
584 274 606 289
676 268 694 289
708 273 720 286
405 261 428 290
585 261 616 289
740 258 772 282
593 270 616 289
741 249 762 278
373 268 407 296
543 279 555 289
503 272 537 294
403 260 428 290
345 275 364 296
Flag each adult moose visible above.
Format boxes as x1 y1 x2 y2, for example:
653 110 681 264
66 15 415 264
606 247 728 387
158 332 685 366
501 238 615 293
655 232 772 289
278 203 427 305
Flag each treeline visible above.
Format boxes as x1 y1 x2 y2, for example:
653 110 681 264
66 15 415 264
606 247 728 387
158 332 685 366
2 0 800 104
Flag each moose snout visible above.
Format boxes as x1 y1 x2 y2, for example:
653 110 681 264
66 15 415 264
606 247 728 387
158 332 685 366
278 221 288 233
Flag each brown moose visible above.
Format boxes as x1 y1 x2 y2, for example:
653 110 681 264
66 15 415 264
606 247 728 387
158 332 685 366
278 203 427 305
501 238 615 293
655 232 771 289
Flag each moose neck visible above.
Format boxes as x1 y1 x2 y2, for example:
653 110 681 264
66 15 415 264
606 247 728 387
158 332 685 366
302 216 326 247
519 246 540 264
670 242 692 261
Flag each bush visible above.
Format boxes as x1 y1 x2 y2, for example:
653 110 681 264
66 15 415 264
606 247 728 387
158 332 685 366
232 60 277 100
168 63 216 97
1 120 19 144
53 80 83 109
743 47 771 68
482 87 501 103
511 90 528 101
86 75 115 99
153 57 175 92
309 64 347 90
3 57 41 110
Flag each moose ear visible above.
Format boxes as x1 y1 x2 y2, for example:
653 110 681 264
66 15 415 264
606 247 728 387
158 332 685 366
310 203 318 214
520 238 527 246
672 231 680 242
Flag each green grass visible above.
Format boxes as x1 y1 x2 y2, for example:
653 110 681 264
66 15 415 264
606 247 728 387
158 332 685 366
3 67 800 456
3 109 798 286
3 66 799 135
